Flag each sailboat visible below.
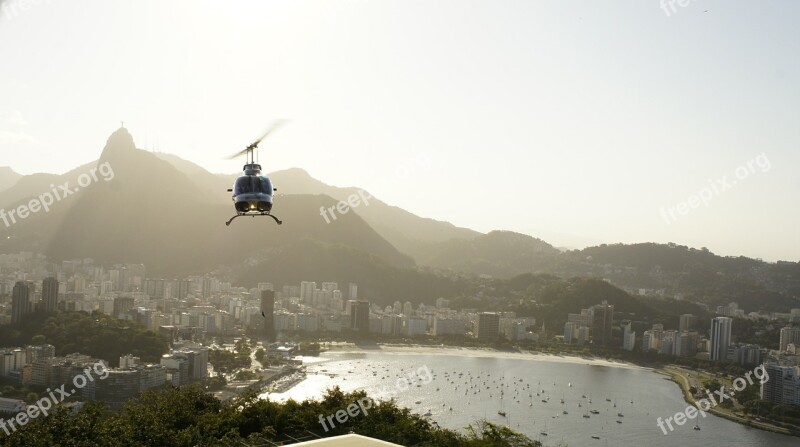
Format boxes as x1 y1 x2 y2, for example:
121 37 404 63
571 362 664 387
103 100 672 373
497 391 506 417
694 419 701 431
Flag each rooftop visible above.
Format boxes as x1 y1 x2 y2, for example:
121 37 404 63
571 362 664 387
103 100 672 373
288 434 404 447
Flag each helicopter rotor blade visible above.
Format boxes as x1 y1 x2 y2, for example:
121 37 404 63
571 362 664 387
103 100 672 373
250 119 289 149
226 119 290 160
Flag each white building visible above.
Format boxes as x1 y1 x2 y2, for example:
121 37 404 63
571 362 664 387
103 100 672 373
433 317 466 336
622 323 635 351
406 317 427 336
710 317 733 362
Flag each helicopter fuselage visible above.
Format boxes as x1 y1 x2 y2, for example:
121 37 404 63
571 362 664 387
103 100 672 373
231 169 275 213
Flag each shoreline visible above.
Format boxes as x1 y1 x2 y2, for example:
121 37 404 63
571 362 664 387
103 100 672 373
658 365 800 438
312 343 800 437
320 342 643 370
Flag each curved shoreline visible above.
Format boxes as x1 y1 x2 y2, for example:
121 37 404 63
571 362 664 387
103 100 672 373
322 342 642 370
320 343 800 437
659 365 800 438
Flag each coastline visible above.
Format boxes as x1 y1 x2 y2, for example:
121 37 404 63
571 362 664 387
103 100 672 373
314 343 800 437
658 365 800 438
321 342 643 369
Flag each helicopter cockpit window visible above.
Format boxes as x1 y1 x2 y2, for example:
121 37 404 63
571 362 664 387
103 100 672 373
234 176 273 195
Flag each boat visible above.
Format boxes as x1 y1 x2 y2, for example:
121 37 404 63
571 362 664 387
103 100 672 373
616 420 622 424
590 410 600 414
617 413 624 417
423 410 432 417
591 435 600 440
583 414 590 418
415 401 421 404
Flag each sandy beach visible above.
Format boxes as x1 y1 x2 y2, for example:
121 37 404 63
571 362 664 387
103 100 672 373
321 342 643 370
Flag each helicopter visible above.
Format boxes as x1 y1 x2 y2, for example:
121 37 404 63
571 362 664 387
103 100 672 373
225 121 287 226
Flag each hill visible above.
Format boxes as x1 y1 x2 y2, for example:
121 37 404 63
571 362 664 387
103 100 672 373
0 166 21 193
155 154 482 257
558 243 800 311
0 128 414 276
413 230 561 277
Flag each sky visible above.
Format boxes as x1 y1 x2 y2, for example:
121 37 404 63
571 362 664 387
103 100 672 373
0 0 798 261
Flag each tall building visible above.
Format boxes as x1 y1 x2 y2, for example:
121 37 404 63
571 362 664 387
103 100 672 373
349 301 370 334
476 312 500 340
11 281 34 324
260 290 275 341
301 281 316 304
41 277 59 313
710 317 733 362
144 279 166 299
679 314 695 332
348 283 358 300
563 322 577 344
170 279 190 300
433 317 465 336
622 323 636 351
113 296 135 319
779 326 800 352
675 331 698 357
589 301 614 346
761 364 800 406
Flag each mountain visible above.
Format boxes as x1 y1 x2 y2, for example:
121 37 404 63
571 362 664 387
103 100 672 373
3 130 798 311
0 128 414 278
413 230 561 277
558 243 800 311
155 155 482 257
268 168 481 254
0 167 21 193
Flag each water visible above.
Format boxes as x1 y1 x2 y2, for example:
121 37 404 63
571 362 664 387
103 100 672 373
261 348 795 446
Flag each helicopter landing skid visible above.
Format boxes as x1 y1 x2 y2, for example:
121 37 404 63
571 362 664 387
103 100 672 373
225 212 283 226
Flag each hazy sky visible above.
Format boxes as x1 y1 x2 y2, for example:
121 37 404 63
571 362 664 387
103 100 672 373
1 0 798 261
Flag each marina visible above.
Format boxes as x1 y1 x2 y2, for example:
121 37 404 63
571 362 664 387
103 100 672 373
261 348 798 446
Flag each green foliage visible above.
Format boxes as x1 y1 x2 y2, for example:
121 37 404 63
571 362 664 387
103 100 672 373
1 386 540 447
208 349 251 374
200 375 227 392
0 311 168 366
234 370 258 381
